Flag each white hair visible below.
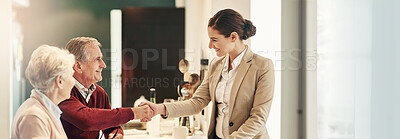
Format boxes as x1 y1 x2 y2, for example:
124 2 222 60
25 45 75 94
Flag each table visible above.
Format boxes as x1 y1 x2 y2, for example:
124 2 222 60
123 129 206 139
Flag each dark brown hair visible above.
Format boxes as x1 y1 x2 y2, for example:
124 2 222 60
208 9 256 40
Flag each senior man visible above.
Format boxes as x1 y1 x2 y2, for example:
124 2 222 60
59 37 152 139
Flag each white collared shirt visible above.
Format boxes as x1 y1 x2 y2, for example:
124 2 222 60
215 47 247 138
35 89 63 128
73 78 96 103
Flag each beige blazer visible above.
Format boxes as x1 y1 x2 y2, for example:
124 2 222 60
165 49 275 139
11 90 68 139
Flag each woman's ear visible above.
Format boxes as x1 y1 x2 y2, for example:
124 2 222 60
73 61 82 74
55 75 63 89
230 32 239 42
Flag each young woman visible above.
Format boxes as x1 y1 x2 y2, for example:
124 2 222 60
141 9 275 139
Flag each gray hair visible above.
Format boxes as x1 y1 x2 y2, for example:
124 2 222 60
25 45 75 94
65 37 102 62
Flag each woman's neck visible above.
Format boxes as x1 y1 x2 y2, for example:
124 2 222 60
229 42 246 62
46 89 63 105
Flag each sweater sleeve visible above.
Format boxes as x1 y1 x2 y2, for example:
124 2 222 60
59 96 134 131
102 89 125 137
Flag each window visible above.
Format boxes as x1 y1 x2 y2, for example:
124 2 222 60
317 0 400 138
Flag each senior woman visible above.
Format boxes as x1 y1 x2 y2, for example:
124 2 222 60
11 45 75 139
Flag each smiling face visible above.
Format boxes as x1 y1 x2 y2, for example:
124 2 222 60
207 27 235 57
74 44 106 87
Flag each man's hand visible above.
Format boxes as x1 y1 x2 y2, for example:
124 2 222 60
138 101 166 117
131 105 154 122
108 133 123 139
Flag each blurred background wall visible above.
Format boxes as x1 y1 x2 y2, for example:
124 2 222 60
0 0 12 137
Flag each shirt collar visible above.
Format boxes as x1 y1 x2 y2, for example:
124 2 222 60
223 46 248 70
35 89 63 126
73 77 96 92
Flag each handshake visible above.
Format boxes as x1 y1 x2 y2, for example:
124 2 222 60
131 101 167 122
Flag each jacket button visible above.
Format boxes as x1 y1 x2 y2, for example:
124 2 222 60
229 122 234 127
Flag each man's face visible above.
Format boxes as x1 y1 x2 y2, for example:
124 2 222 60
78 45 106 85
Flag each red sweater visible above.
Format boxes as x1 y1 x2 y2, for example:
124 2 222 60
59 84 134 139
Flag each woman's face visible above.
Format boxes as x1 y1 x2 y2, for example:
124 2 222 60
207 27 234 57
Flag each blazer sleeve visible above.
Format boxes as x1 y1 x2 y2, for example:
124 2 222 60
17 115 51 139
229 59 275 138
59 97 134 131
164 59 214 117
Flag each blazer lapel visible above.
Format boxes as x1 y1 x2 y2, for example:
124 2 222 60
210 56 227 101
228 49 254 117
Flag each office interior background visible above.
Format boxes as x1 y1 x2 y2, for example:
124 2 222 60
1 0 399 138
